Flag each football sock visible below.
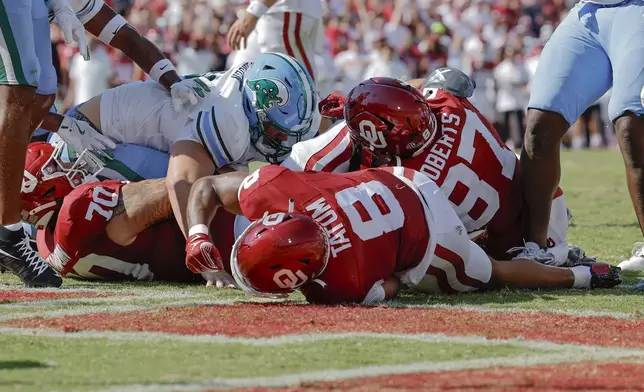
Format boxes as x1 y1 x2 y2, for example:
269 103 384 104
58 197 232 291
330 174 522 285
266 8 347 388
571 265 592 289
2 222 23 232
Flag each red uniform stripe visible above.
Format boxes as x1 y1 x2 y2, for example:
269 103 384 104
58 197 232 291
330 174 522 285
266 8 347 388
282 13 296 58
294 13 314 80
305 128 350 171
554 186 564 199
434 244 487 289
402 167 416 182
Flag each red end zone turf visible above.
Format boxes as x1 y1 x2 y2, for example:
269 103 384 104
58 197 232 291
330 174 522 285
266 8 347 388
4 303 644 348
225 362 644 392
0 289 107 303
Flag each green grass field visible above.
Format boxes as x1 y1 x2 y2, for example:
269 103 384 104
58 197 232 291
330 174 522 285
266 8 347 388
2 150 644 392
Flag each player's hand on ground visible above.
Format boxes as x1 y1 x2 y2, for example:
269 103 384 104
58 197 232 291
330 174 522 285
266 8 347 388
201 270 237 289
185 233 224 274
170 77 211 112
319 93 347 119
50 0 90 61
56 115 117 154
227 13 259 50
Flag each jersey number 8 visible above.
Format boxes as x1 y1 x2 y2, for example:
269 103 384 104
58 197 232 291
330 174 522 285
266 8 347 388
336 180 405 241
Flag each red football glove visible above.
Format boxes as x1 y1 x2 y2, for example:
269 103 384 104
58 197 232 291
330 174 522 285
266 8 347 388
185 233 224 274
319 93 347 119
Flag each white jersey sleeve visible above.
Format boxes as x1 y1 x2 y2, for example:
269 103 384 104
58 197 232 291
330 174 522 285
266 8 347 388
280 121 353 173
189 63 253 168
47 0 104 24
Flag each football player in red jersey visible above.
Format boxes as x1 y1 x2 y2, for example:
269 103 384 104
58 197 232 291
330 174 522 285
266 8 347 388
183 165 621 304
21 142 236 284
283 72 572 266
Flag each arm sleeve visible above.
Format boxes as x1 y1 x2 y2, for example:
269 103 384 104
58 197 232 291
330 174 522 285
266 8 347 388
191 98 250 168
280 122 353 173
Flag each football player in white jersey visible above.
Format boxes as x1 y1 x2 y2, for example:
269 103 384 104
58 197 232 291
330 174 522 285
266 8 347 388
227 0 324 82
167 52 319 241
34 53 318 239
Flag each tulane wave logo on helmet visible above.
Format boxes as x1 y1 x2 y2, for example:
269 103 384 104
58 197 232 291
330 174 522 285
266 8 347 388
246 78 290 110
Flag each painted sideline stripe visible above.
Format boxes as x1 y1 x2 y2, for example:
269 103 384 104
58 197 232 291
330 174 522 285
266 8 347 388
2 328 641 355
0 300 234 322
0 292 221 308
0 298 289 322
95 348 644 392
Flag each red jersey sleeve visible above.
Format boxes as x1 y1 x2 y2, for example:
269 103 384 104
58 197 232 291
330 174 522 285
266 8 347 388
52 180 126 275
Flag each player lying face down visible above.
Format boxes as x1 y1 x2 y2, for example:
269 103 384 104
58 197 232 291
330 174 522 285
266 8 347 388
20 142 236 285
285 71 575 267
183 165 622 305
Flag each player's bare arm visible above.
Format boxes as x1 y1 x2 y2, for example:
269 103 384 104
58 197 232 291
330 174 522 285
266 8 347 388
105 179 172 246
40 94 102 134
227 0 279 50
488 257 620 290
182 172 245 278
166 140 217 237
187 172 246 230
82 4 181 91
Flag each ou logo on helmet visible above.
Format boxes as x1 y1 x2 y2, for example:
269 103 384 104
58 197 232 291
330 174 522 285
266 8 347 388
359 120 387 149
22 170 38 193
273 269 308 289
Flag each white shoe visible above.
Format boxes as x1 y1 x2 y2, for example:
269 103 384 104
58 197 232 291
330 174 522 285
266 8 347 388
617 242 644 271
508 241 557 265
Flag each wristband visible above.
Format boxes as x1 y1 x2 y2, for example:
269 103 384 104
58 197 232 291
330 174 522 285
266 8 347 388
149 59 175 83
246 0 269 18
188 224 210 237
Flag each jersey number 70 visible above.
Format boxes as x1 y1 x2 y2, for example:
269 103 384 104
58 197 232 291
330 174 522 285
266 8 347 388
85 187 119 222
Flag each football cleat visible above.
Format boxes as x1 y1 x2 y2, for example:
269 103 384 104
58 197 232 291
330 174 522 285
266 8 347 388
584 262 621 289
567 244 600 267
508 242 556 265
0 226 62 287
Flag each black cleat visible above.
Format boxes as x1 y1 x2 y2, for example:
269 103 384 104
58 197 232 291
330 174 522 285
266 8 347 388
584 262 621 289
0 226 62 287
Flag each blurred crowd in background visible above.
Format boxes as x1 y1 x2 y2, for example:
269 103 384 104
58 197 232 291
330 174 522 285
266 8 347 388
50 0 615 150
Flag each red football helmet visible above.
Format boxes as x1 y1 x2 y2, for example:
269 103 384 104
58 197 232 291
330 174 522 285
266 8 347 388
231 212 330 297
344 77 439 159
21 142 77 228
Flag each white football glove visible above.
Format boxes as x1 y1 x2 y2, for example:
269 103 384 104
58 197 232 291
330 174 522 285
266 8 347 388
170 77 212 112
56 115 117 156
50 0 90 61
201 270 237 289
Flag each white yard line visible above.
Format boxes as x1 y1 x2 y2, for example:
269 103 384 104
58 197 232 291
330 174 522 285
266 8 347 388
0 292 218 308
386 302 639 319
0 297 290 322
95 347 644 392
0 299 237 322
2 328 641 356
